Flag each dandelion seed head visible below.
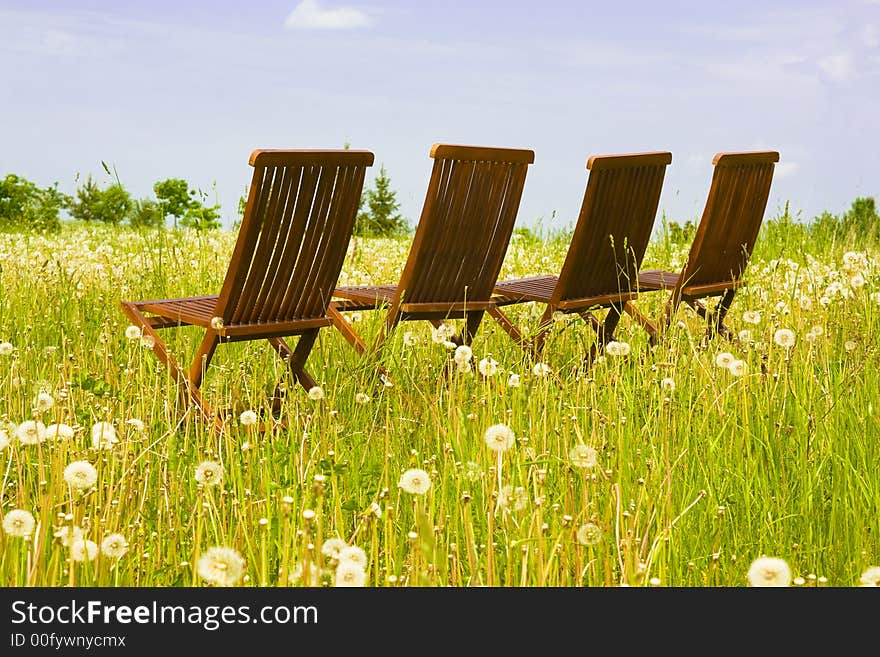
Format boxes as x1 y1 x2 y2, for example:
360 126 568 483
576 523 602 546
195 461 224 487
859 566 880 587
715 352 735 369
773 328 796 348
728 360 747 377
497 485 528 512
569 443 598 469
124 325 142 340
354 392 370 404
35 392 54 412
125 418 145 432
747 556 792 587
742 311 761 325
197 546 245 586
71 539 99 562
532 362 551 377
334 560 367 587
403 331 418 347
16 420 46 445
738 329 752 342
101 533 129 559
0 430 8 452
54 525 84 547
210 316 224 330
2 509 36 537
850 273 866 289
507 373 521 388
64 460 98 490
139 334 155 349
844 340 858 352
605 341 631 357
0 341 13 356
239 410 258 426
321 537 348 561
338 545 368 569
453 345 472 365
660 377 676 392
45 424 74 441
90 421 118 449
478 357 499 377
484 423 515 452
431 323 456 344
308 386 324 401
398 468 431 495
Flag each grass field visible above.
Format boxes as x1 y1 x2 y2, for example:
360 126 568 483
1 213 879 588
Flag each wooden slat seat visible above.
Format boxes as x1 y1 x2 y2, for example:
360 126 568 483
329 143 535 360
626 151 779 341
121 148 374 424
487 152 672 361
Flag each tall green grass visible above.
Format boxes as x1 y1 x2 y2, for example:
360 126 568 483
0 212 878 587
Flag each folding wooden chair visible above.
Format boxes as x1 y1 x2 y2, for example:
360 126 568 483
627 151 779 343
488 152 672 361
330 143 534 357
121 149 374 422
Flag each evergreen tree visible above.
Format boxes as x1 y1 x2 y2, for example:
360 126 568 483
355 165 408 237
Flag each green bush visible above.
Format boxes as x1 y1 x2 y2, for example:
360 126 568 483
68 176 133 225
355 165 409 237
0 174 70 232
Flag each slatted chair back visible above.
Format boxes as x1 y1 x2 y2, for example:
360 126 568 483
553 152 671 308
677 151 779 297
392 144 534 311
215 149 374 328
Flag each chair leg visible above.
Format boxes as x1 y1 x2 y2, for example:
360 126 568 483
582 303 624 366
188 331 220 389
708 288 737 340
268 331 319 393
453 310 485 347
120 302 217 423
327 303 369 355
623 301 659 345
487 306 533 354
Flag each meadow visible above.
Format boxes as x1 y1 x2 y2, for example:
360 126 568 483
1 209 878 588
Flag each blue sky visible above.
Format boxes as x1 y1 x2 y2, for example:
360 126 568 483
1 0 878 231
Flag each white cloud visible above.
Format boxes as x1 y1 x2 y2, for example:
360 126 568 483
285 0 371 30
863 24 879 48
818 52 854 81
774 162 799 180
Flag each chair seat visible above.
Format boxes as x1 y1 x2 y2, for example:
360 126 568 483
333 284 398 310
638 270 680 290
493 275 558 304
137 295 220 327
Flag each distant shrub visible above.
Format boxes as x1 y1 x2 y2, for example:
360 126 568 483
0 173 70 232
68 175 133 225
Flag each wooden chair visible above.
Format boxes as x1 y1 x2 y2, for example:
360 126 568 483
488 152 672 361
627 151 779 343
330 143 534 357
121 149 374 422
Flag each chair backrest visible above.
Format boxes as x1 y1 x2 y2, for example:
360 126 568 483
554 152 672 305
215 149 374 325
392 144 534 306
679 151 779 292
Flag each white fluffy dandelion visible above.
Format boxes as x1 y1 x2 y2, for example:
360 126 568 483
2 509 36 537
728 360 747 377
532 362 551 377
605 341 631 357
288 561 321 586
478 357 499 377
773 328 796 348
576 523 602 546
139 334 155 349
35 392 54 412
334 560 367 587
90 421 118 449
850 273 866 289
195 461 224 487
403 331 418 347
338 545 368 569
859 566 880 587
124 325 142 340
45 423 75 441
0 341 13 356
453 345 473 366
354 392 370 404
54 525 84 547
660 377 676 392
197 546 245 586
71 539 99 562
844 340 858 352
15 420 46 445
569 443 599 469
431 323 456 344
715 352 735 369
125 418 145 432
0 429 10 451
239 410 258 426
64 460 98 490
308 386 324 401
507 373 521 388
100 533 130 559
398 468 431 495
484 423 515 452
742 311 761 325
497 485 528 512
747 556 792 587
321 537 348 561
738 329 752 342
